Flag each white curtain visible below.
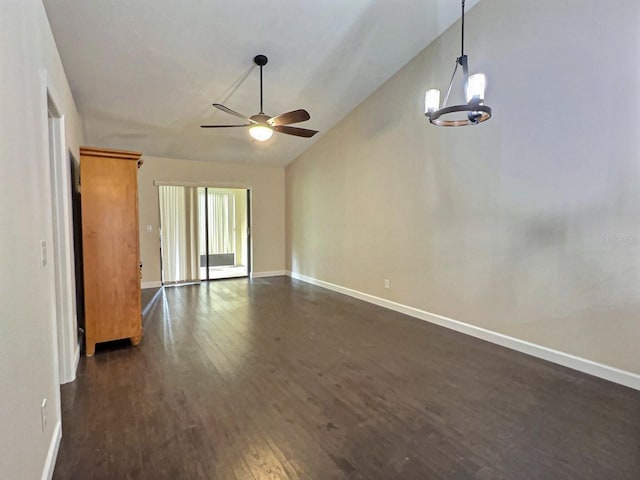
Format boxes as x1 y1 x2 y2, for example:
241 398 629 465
159 186 200 284
198 189 236 255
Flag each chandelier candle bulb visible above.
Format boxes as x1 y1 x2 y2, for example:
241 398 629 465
425 89 441 114
465 73 486 103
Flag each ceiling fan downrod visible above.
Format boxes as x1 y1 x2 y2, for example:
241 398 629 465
254 54 268 114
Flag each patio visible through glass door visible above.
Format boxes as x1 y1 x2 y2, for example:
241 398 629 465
198 187 249 280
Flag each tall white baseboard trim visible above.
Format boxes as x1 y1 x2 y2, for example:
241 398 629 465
141 281 162 289
251 270 287 279
41 420 62 480
288 271 640 391
61 344 80 384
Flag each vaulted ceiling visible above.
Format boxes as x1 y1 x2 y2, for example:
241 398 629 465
44 0 478 167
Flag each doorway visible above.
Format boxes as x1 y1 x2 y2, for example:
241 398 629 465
198 187 250 280
47 91 79 384
158 185 251 285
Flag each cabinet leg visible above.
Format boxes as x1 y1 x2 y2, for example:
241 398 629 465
131 334 143 347
86 341 95 357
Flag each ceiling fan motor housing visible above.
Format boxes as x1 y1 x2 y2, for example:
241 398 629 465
250 113 270 124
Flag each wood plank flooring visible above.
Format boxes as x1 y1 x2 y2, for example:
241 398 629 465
54 277 640 479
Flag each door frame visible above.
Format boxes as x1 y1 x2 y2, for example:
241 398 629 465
246 189 252 277
46 80 79 384
201 186 251 281
156 182 253 284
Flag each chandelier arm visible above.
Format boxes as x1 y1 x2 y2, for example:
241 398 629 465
442 60 459 109
460 54 468 76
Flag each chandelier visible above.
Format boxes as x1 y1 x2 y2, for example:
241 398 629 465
424 0 491 127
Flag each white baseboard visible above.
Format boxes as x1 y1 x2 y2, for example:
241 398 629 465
251 270 287 279
288 271 640 391
141 281 162 289
61 344 80 384
41 420 62 480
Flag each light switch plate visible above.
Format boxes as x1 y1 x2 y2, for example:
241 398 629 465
40 240 47 267
41 397 47 431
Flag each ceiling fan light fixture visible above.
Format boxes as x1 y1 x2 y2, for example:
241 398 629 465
249 124 274 141
424 0 492 127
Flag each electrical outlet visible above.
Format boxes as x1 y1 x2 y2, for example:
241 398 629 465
41 398 47 432
384 279 390 289
146 224 153 233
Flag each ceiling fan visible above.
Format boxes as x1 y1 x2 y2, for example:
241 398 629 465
201 54 318 141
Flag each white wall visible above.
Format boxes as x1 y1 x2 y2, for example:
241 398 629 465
138 155 285 283
0 1 84 478
286 0 640 375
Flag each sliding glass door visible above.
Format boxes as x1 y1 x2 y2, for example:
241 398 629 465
159 185 249 285
198 187 248 280
158 185 200 285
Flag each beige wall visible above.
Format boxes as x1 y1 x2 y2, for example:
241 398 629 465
0 1 84 478
138 155 285 283
286 0 640 374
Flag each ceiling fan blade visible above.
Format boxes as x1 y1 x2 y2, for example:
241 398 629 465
274 125 319 138
200 124 251 128
211 104 256 123
267 109 311 126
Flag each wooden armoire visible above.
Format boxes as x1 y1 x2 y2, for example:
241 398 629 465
80 146 143 356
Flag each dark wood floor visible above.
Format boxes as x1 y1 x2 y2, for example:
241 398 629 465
54 277 640 479
140 286 161 316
